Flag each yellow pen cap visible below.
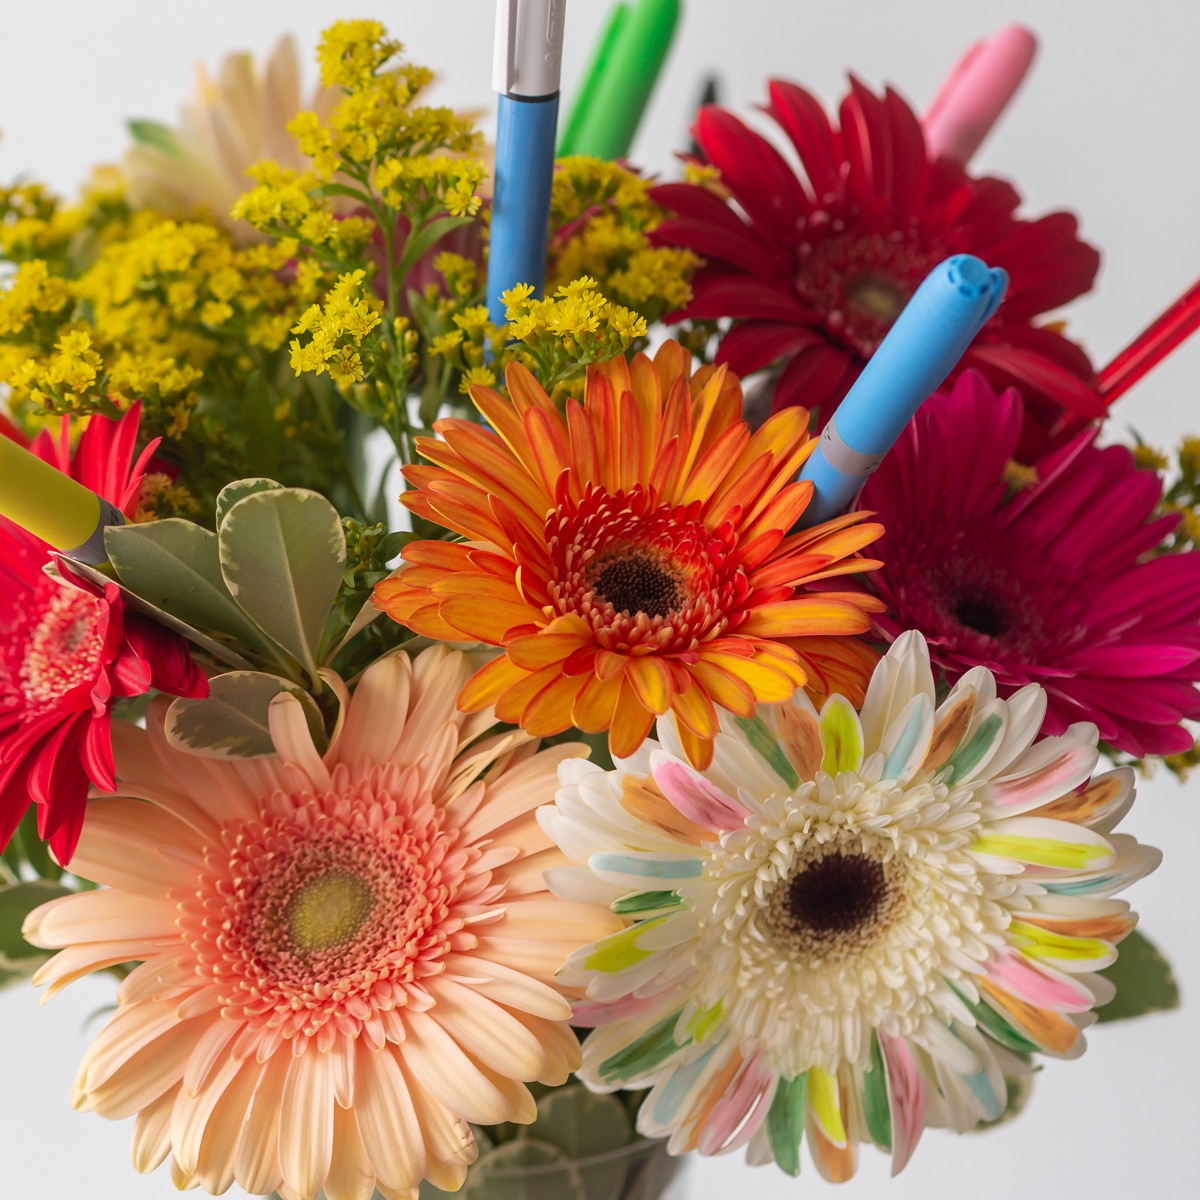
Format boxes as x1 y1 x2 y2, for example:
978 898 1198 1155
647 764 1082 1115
0 435 105 551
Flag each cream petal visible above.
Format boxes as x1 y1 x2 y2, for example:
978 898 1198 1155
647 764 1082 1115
117 954 197 1006
70 797 203 892
80 1000 193 1092
28 889 176 948
269 692 333 790
193 1059 263 1195
399 1010 512 1125
182 1014 242 1095
130 1082 181 1174
426 978 549 1079
279 1047 335 1200
324 1102 377 1200
440 953 572 1021
460 745 581 840
336 652 411 766
399 1058 477 1170
233 1051 288 1195
34 939 175 999
83 1015 211 1120
353 1042 425 1192
171 1052 246 1175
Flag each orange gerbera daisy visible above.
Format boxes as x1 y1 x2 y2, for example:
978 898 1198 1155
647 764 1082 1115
374 341 884 767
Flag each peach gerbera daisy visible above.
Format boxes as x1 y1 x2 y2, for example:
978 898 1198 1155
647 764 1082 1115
374 341 885 769
23 645 620 1200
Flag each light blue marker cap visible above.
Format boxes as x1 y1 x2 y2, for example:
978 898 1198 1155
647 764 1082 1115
797 254 1007 526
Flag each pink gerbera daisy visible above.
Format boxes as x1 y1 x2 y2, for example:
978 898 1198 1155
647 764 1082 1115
858 371 1200 756
24 645 621 1199
650 78 1103 459
0 406 206 862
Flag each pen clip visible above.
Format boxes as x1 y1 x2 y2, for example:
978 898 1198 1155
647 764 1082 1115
493 0 519 95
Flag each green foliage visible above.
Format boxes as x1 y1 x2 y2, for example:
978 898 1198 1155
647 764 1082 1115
1096 929 1181 1022
0 880 72 990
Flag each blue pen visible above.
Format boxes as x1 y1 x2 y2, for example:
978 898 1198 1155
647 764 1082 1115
796 254 1008 527
486 0 567 327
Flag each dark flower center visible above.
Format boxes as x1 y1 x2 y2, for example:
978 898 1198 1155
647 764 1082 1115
593 551 686 618
765 842 907 961
846 272 910 324
786 851 887 934
952 591 1009 638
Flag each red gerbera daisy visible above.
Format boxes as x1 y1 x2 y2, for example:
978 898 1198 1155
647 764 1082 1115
858 370 1200 757
651 78 1104 459
0 407 207 863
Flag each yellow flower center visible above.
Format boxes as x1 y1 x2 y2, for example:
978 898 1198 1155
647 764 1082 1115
285 867 376 952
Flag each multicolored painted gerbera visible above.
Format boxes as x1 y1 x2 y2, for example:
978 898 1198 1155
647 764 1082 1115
542 632 1158 1179
858 370 1200 757
24 645 621 1199
0 407 205 863
373 341 885 769
650 78 1103 458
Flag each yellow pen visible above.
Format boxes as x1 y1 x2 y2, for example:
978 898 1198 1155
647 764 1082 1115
0 435 125 563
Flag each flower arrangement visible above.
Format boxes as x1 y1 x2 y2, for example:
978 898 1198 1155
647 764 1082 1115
0 9 1193 1200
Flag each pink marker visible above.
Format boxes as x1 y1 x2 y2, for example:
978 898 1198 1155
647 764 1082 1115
923 24 1038 165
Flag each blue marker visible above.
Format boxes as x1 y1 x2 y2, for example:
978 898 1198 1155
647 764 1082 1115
796 254 1008 526
487 0 567 327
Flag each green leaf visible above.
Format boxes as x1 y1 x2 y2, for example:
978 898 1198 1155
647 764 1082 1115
126 119 179 156
218 488 347 682
464 1140 577 1200
216 477 284 531
165 671 327 759
395 215 474 285
533 1085 633 1159
15 808 61 881
104 520 267 659
0 881 72 985
1096 929 1181 1022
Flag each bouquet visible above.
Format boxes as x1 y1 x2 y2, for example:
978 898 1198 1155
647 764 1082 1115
0 7 1192 1199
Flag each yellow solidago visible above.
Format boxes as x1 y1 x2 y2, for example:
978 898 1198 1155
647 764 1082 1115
290 269 383 386
547 157 699 323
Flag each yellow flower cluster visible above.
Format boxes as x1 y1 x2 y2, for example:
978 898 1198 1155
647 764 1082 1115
290 269 383 386
231 162 375 254
1 200 336 433
547 157 699 322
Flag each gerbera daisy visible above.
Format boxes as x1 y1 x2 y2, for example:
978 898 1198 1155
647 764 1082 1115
650 78 1103 458
24 645 621 1199
541 632 1158 1179
373 341 885 769
0 406 206 863
123 35 338 242
858 370 1200 757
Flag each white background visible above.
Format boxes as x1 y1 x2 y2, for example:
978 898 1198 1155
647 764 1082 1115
1 2 1198 1197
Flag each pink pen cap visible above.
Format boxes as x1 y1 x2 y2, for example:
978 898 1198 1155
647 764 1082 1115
923 24 1037 165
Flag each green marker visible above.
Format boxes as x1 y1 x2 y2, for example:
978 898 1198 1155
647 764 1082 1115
557 0 681 159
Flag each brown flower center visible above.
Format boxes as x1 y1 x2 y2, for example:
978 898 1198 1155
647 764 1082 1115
952 591 1010 638
591 549 687 619
765 840 907 961
546 483 751 653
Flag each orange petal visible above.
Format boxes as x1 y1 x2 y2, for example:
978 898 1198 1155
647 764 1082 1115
458 655 530 712
572 672 623 733
608 676 658 759
686 659 757 718
626 655 675 716
669 680 718 740
438 593 543 645
693 647 802 703
737 598 875 638
520 672 589 737
504 362 556 415
506 623 593 672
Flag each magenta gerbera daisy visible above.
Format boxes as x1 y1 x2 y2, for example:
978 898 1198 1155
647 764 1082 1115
651 78 1103 458
0 406 206 862
858 370 1200 757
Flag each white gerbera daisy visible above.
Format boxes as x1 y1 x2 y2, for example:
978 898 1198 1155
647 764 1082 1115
540 631 1159 1180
